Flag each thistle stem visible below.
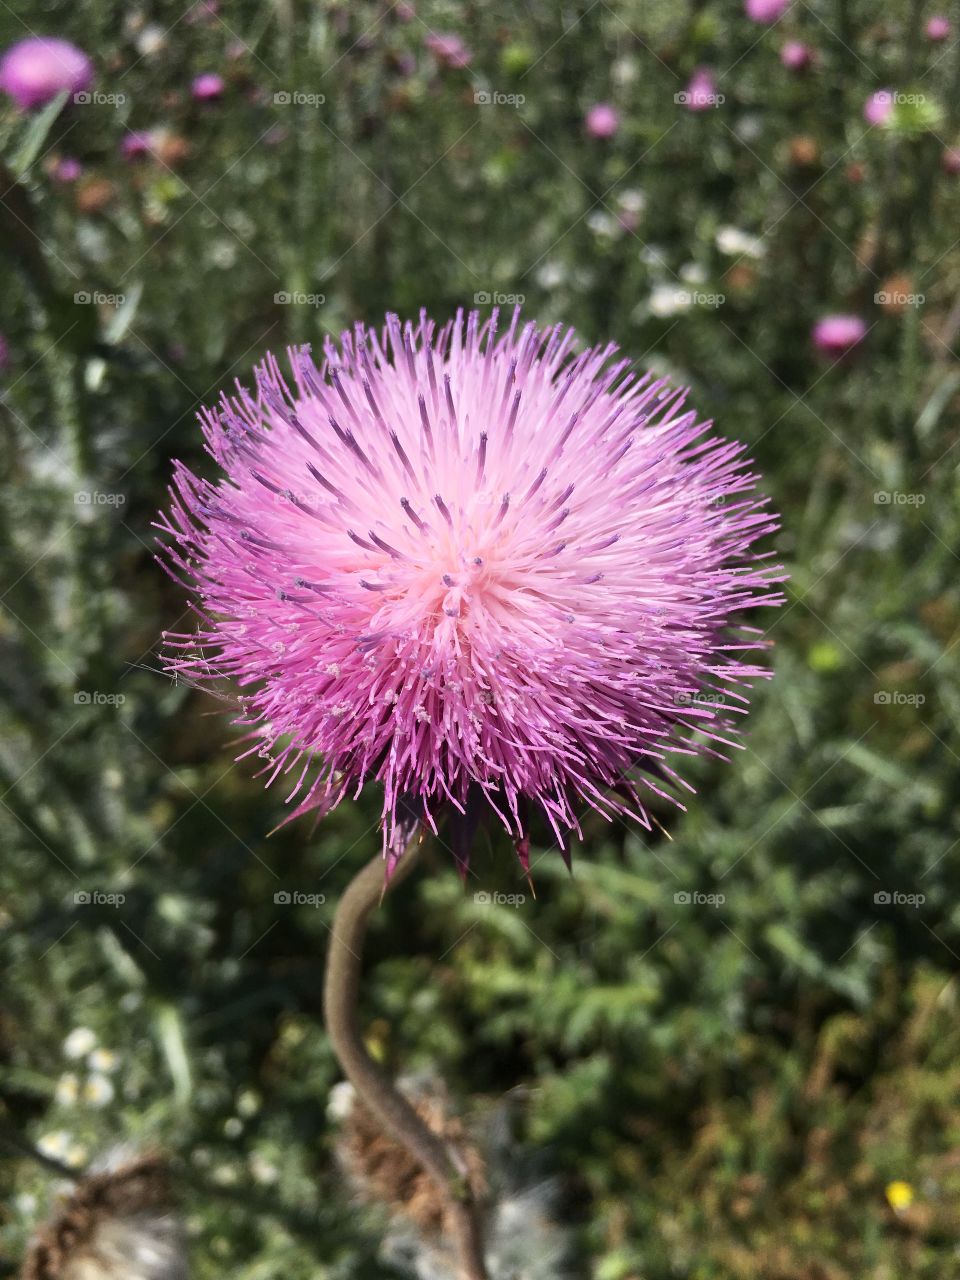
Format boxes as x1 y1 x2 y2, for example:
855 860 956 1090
323 838 488 1280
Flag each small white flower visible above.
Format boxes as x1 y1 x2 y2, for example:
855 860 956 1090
55 1073 81 1106
680 261 707 285
249 1153 280 1185
617 188 647 214
236 1089 261 1117
38 1130 72 1159
648 284 692 318
327 1080 355 1122
715 225 766 258
535 262 567 290
63 1027 97 1059
586 210 619 238
83 1074 116 1108
88 1047 120 1073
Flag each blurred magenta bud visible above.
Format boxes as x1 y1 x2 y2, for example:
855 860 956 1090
926 16 950 40
684 67 719 111
52 156 83 182
745 0 790 20
780 41 814 70
192 72 225 100
424 32 472 69
0 37 93 110
585 102 620 138
864 90 894 126
121 130 155 159
941 146 960 173
812 314 866 356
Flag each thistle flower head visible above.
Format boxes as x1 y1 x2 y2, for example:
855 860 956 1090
0 37 93 111
20 1150 186 1280
158 310 783 873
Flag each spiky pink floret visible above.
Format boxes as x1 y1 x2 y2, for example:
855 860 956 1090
157 309 784 873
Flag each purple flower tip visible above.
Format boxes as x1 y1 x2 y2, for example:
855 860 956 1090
926 15 950 40
158 310 784 873
192 71 225 100
780 41 813 70
52 156 83 182
0 36 93 111
683 67 720 111
585 103 620 138
812 314 866 354
745 0 791 21
864 89 894 126
121 130 156 159
424 32 472 69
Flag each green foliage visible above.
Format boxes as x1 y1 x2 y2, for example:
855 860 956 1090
1 0 959 1276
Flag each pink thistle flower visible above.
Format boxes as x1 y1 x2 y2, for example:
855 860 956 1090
0 36 93 111
926 15 950 40
424 32 472 69
780 41 814 70
158 310 783 874
121 130 156 159
52 156 83 182
864 89 894 126
585 103 620 138
812 313 866 356
745 0 791 21
192 71 225 100
682 67 721 111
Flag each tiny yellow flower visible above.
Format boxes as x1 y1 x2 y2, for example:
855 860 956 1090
886 1180 914 1212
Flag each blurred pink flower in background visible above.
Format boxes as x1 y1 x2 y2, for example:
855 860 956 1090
780 41 814 70
424 32 472 69
192 72 225 100
942 146 960 174
864 90 894 126
584 102 620 138
925 16 951 40
745 0 791 21
52 156 83 182
0 37 93 110
121 131 155 159
813 314 866 356
683 68 720 111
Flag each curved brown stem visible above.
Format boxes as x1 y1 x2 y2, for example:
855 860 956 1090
323 838 488 1280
